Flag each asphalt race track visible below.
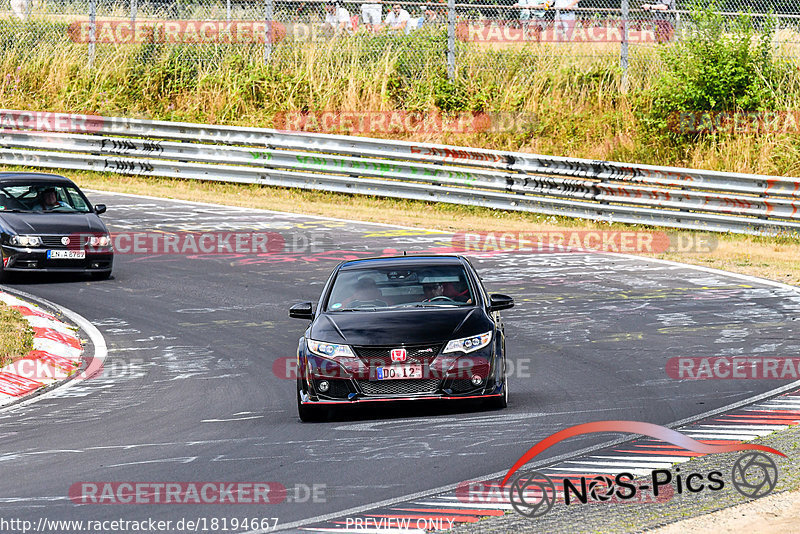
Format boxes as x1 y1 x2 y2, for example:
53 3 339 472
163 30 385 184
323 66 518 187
1 191 799 532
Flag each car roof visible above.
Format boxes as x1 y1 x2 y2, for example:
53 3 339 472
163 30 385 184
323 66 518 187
0 172 74 185
339 255 467 270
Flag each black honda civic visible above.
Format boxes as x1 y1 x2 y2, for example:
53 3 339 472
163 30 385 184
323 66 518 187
0 172 113 280
289 255 514 421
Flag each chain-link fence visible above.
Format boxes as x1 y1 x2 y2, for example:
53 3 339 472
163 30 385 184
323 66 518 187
2 0 799 85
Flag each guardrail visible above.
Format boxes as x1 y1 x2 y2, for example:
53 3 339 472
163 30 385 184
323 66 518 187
0 109 798 236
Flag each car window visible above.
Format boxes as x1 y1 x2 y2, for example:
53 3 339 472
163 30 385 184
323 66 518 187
326 265 475 311
0 184 92 213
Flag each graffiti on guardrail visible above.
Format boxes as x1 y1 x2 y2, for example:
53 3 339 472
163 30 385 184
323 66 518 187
294 154 479 185
102 160 155 173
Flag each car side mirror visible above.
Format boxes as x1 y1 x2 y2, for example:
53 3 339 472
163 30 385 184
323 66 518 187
289 302 314 320
488 294 514 312
94 204 107 214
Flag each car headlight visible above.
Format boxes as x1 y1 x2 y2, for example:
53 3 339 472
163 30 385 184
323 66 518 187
307 339 356 359
88 234 111 247
443 331 492 354
9 235 42 247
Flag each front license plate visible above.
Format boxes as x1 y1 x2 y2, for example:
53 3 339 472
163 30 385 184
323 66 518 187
47 250 86 259
376 365 423 380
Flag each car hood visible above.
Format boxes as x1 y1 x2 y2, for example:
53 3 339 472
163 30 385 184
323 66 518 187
310 308 491 346
0 212 107 235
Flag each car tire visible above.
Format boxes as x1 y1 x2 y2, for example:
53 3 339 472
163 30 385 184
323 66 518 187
486 368 508 410
90 271 112 281
297 379 327 422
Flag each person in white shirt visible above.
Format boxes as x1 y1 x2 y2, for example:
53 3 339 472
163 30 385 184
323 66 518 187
361 2 382 32
382 4 412 33
323 2 354 34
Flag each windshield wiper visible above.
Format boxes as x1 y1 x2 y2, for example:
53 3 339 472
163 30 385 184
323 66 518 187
393 303 457 309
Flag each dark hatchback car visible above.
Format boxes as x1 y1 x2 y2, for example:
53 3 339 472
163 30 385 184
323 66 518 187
289 255 514 421
0 172 113 281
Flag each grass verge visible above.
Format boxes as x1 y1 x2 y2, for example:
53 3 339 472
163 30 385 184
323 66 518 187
0 301 33 368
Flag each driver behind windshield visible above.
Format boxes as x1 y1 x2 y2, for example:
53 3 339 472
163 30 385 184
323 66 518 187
422 282 445 300
342 277 388 308
423 279 472 304
33 187 69 211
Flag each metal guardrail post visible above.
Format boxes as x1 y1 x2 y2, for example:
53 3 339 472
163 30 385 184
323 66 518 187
88 0 96 68
620 0 629 92
264 0 274 63
447 0 455 80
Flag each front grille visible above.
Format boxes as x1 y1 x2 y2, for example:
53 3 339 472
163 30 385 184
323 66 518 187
39 235 72 249
357 378 439 396
353 343 442 367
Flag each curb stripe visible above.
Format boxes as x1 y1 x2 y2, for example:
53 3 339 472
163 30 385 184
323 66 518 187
0 291 84 407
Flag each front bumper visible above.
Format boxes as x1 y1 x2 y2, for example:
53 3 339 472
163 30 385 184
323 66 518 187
298 389 504 405
2 245 113 273
298 347 504 405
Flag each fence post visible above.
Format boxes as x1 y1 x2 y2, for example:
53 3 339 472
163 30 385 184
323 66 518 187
89 0 96 67
447 0 455 80
227 0 231 23
130 0 137 22
264 0 273 63
620 0 629 92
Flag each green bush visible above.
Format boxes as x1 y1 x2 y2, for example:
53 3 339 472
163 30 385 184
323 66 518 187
641 1 786 142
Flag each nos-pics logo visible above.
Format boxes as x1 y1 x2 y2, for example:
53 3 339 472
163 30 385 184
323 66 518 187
503 421 783 518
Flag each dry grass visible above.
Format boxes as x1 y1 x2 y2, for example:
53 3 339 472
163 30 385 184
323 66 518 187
0 302 33 368
0 38 798 175
64 170 800 287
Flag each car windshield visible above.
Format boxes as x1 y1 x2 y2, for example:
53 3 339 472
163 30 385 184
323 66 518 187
0 183 92 213
326 264 475 311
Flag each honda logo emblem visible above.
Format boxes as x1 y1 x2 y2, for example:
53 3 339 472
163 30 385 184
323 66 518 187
390 348 407 362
